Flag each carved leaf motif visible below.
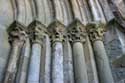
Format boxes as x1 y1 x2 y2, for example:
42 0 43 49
87 23 105 42
68 20 87 43
27 20 47 44
7 21 27 44
48 21 66 42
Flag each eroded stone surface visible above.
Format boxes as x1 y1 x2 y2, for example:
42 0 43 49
0 0 125 83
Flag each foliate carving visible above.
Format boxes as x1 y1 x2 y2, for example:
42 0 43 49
7 21 27 44
87 23 105 42
67 20 87 43
27 20 47 44
48 21 66 43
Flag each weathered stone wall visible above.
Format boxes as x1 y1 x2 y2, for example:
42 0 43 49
104 25 125 83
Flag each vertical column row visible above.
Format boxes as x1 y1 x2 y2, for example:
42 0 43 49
4 20 51 83
5 20 115 83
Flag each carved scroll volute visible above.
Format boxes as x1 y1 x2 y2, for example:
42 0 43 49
86 22 106 42
7 21 27 45
27 20 47 45
67 20 87 43
48 21 66 43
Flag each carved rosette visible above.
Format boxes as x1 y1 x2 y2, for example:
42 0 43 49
87 23 105 42
67 20 87 43
27 20 47 45
7 21 27 45
48 21 66 43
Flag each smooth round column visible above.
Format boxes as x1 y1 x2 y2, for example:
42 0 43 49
16 39 31 83
27 43 41 83
84 37 99 83
93 40 114 83
73 42 88 83
27 20 48 83
44 35 51 83
48 21 66 83
52 42 64 83
4 41 21 83
87 24 114 83
63 41 74 83
40 35 51 83
4 23 27 83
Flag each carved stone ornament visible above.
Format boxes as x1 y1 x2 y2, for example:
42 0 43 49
27 20 47 44
48 20 66 43
67 20 87 43
86 22 105 42
7 21 27 45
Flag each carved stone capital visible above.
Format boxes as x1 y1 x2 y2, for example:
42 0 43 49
27 20 47 44
67 20 87 43
7 21 27 45
48 21 66 43
87 23 105 42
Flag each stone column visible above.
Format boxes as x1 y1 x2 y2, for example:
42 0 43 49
27 43 41 83
16 38 30 83
40 34 51 83
4 21 26 83
84 36 99 83
87 23 114 83
68 20 88 83
48 21 66 83
63 40 74 83
52 42 63 83
27 21 47 83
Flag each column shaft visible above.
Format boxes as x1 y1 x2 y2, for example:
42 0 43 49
52 42 64 83
27 20 47 83
40 35 51 83
84 36 99 83
44 35 51 83
16 39 30 83
63 41 74 83
73 42 88 83
93 40 114 83
4 41 21 83
87 23 114 83
27 43 41 83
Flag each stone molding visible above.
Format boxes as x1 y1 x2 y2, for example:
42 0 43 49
27 20 47 45
86 22 105 42
67 20 87 43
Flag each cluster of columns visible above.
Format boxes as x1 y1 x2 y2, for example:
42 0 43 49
3 20 114 83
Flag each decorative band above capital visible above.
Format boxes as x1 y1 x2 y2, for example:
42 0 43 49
27 20 47 44
86 23 106 42
67 20 87 43
48 21 66 43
